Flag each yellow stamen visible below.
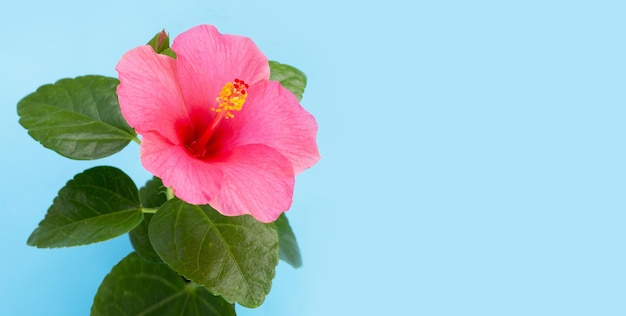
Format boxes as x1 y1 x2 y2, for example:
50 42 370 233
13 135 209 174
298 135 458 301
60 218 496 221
213 78 249 119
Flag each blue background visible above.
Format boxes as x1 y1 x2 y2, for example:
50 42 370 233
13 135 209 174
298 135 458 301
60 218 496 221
2 0 625 315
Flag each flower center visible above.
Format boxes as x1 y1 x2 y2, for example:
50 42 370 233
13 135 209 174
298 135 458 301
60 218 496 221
213 78 249 119
186 79 249 159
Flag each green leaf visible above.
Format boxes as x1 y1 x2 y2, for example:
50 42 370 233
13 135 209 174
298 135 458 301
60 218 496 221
92 252 236 316
149 199 279 308
129 177 167 263
17 75 136 160
275 213 303 268
139 177 168 209
27 166 142 248
269 61 307 101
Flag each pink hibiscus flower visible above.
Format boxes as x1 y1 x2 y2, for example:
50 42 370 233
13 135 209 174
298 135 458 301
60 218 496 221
116 25 319 223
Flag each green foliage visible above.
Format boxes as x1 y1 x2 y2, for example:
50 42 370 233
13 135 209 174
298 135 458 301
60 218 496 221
269 61 307 101
17 75 136 160
129 177 167 263
92 252 235 316
275 213 303 268
149 199 279 308
27 166 142 248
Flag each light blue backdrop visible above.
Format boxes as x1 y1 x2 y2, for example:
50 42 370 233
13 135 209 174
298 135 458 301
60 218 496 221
2 0 625 315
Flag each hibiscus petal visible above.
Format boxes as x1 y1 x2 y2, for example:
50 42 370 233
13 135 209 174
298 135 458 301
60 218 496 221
208 144 295 223
227 81 320 174
172 24 270 115
139 132 223 204
116 46 189 144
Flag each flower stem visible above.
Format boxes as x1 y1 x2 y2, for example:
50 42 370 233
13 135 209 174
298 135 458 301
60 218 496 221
166 187 175 200
141 208 158 214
